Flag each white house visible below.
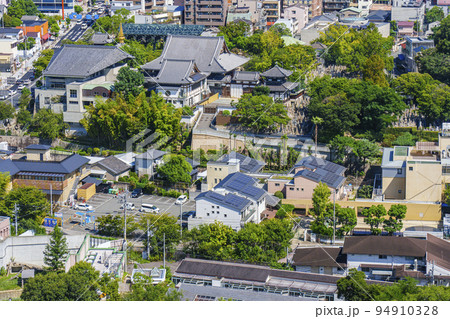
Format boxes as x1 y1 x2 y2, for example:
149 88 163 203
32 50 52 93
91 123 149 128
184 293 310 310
191 172 275 231
135 149 167 177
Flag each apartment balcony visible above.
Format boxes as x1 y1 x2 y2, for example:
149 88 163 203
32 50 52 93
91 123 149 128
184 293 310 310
197 0 223 5
197 6 223 12
241 208 257 224
197 12 223 17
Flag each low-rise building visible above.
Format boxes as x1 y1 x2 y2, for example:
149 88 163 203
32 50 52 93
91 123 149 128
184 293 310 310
0 216 10 240
391 0 425 31
268 156 347 200
135 149 166 177
403 36 434 72
292 246 347 275
89 156 131 181
260 64 301 101
0 28 24 77
35 45 132 131
299 12 338 44
397 21 415 37
0 144 89 204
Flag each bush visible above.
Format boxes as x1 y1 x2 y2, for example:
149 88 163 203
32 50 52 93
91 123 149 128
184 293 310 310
357 185 373 199
101 150 109 157
393 132 416 146
0 130 5 135
86 147 92 155
274 191 284 199
93 147 100 155
6 130 11 136
222 110 231 116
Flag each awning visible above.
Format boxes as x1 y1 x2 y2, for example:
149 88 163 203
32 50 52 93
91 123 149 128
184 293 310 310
90 169 107 176
17 172 65 177
77 14 82 19
94 14 99 20
371 270 392 276
42 33 50 41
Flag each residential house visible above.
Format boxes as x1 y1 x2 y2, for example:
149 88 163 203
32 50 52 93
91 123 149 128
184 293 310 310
142 35 249 106
262 0 282 26
114 152 137 167
426 234 450 286
173 258 389 300
358 0 373 16
134 149 167 177
184 0 228 27
235 0 267 27
0 216 10 240
397 21 415 37
0 28 24 76
0 144 90 204
391 0 425 31
260 65 300 101
111 0 144 13
285 0 322 18
403 36 434 72
17 18 49 43
267 156 347 200
366 10 390 23
132 267 166 284
292 247 347 275
35 45 132 130
89 156 131 181
338 7 365 23
282 4 309 32
192 172 277 230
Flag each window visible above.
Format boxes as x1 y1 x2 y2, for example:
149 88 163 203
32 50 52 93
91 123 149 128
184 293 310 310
70 90 77 98
296 188 299 191
301 188 304 191
207 213 210 216
214 178 218 183
211 206 214 209
275 183 280 186
214 168 217 171
397 168 402 174
289 187 294 191
398 189 402 193
219 168 222 171
224 214 227 218
44 97 50 104
212 211 215 214
379 255 387 259
409 167 413 171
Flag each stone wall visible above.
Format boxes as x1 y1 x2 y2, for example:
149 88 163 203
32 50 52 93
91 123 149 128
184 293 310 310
0 289 22 300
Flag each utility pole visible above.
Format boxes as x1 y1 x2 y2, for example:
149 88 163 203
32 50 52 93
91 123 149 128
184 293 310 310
14 203 18 236
163 233 166 269
50 184 53 216
333 189 336 245
180 202 183 238
146 219 150 259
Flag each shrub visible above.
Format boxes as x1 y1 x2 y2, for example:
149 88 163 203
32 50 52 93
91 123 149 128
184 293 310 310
93 147 100 155
101 150 109 157
87 147 92 155
274 191 284 199
222 110 231 116
357 185 373 199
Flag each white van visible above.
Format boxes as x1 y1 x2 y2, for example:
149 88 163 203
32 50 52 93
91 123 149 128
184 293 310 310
140 204 160 213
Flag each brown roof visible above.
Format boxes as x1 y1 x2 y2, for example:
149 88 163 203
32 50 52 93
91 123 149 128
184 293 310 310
426 234 450 271
292 247 346 268
79 182 94 190
342 236 426 257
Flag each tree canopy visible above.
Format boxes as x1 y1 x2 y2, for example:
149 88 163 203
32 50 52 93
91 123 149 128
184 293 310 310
233 94 290 133
157 155 192 184
43 225 68 271
425 6 445 24
30 109 67 139
33 49 54 78
114 66 145 99
0 101 15 121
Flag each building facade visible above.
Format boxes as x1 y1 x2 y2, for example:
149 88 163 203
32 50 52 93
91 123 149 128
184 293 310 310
184 0 228 27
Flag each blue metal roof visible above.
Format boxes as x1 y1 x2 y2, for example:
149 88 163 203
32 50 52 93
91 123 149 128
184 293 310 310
215 172 266 201
25 144 51 150
196 190 252 212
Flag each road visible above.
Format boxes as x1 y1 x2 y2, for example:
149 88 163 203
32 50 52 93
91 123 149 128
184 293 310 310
59 193 196 234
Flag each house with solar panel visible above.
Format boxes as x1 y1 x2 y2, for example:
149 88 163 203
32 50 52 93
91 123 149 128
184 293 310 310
0 144 90 205
141 35 249 107
191 172 279 231
268 156 347 200
34 45 133 132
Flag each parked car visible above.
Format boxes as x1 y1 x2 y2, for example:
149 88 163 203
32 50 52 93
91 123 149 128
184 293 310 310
24 79 31 85
131 188 143 198
17 84 25 90
77 19 82 24
120 202 136 211
140 204 160 213
9 89 17 96
175 195 188 205
75 203 94 211
81 23 87 29
0 91 9 100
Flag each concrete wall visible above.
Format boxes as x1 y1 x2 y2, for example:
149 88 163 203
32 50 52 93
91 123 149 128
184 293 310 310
0 289 22 300
206 162 239 190
267 179 287 194
347 253 421 270
405 161 442 202
382 176 406 200
282 198 441 221
0 234 86 268
192 133 246 152
191 198 243 231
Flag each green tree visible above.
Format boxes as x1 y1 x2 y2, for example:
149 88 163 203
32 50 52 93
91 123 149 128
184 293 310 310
383 204 406 235
270 23 292 37
361 205 387 235
139 213 181 259
114 66 145 99
121 40 161 67
0 172 10 197
157 155 192 184
393 132 416 146
33 49 54 78
3 14 23 27
6 0 39 20
335 207 357 237
357 185 373 199
312 116 324 157
233 94 289 133
43 225 68 271
21 271 68 301
96 214 137 237
123 272 182 301
310 182 334 237
31 109 67 139
415 49 450 85
337 269 373 301
252 86 270 96
425 6 445 24
0 101 15 121
183 221 236 260
74 5 83 14
218 20 250 50
16 106 32 128
17 37 36 51
433 15 450 54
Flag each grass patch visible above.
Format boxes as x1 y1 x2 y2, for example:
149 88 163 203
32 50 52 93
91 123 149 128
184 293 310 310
0 274 21 291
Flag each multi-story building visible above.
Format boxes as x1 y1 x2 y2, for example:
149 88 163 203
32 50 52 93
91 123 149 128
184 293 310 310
0 144 89 204
282 4 309 32
322 0 350 14
403 36 434 72
263 0 282 26
0 28 24 77
285 0 322 19
31 0 74 16
380 123 450 202
35 45 132 131
184 0 228 27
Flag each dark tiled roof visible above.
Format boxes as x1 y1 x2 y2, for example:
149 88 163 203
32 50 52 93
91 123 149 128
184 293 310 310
148 59 207 85
25 144 51 150
91 33 109 45
96 156 131 175
0 154 89 175
261 65 293 78
343 236 427 257
186 157 200 168
142 35 249 74
0 28 22 34
215 172 266 201
232 71 260 82
44 45 132 78
217 151 265 173
292 247 347 268
82 176 103 186
195 190 252 212
426 234 450 271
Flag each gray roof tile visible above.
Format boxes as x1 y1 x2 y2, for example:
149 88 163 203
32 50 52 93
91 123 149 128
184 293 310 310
44 45 132 78
148 59 207 85
195 190 252 212
135 149 167 160
261 65 293 78
96 156 131 175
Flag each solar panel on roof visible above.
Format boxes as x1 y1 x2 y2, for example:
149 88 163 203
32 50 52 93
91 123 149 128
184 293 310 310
208 192 225 201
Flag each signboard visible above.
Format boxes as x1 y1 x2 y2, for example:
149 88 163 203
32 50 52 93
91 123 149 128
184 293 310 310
54 212 63 218
43 218 58 227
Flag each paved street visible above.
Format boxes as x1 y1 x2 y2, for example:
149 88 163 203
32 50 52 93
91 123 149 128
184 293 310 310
59 193 196 234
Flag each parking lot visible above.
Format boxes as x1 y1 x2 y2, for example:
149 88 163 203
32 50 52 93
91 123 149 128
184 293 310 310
58 193 196 233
